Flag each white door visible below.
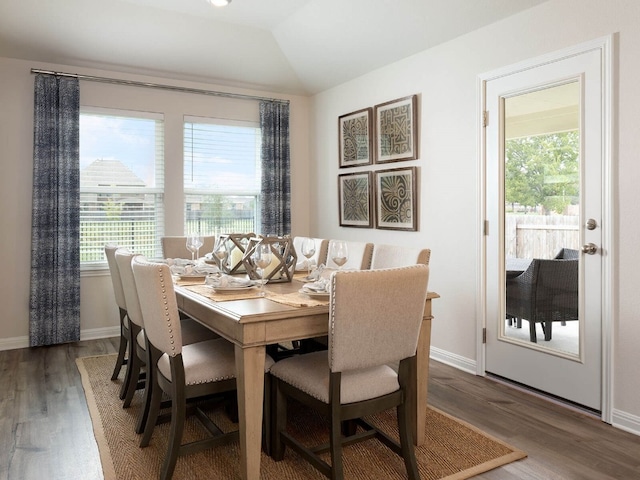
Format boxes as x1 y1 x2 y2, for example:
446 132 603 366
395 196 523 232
482 39 611 412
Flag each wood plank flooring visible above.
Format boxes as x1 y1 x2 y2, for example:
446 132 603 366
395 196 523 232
0 339 638 479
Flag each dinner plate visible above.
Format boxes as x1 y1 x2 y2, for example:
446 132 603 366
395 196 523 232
299 288 329 298
178 274 207 280
208 284 256 293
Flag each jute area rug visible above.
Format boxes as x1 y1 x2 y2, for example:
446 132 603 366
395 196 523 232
77 354 526 480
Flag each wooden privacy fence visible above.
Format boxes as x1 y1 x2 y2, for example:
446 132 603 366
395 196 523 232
506 215 579 259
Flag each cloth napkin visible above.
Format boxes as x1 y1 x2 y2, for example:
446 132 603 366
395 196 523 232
205 274 254 288
303 278 330 293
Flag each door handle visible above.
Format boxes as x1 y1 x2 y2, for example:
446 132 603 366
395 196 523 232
582 243 598 255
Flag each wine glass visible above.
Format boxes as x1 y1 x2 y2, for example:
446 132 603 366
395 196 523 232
186 234 200 261
213 236 229 270
253 243 272 297
330 240 348 270
301 237 316 277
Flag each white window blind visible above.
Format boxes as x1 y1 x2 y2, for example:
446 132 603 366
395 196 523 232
80 108 165 267
183 117 261 235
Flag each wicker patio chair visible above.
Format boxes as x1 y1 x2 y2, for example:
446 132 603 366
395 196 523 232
506 257 578 342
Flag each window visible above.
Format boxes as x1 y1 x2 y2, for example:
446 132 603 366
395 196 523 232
183 117 261 235
80 108 164 267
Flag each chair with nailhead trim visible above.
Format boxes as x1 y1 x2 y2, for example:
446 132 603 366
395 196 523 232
115 249 220 426
270 265 430 480
132 256 275 480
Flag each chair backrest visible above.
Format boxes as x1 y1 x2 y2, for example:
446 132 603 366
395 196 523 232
105 245 127 310
132 256 183 356
326 240 373 270
554 248 580 260
293 237 329 266
161 235 216 259
370 244 431 269
328 264 429 372
115 249 144 328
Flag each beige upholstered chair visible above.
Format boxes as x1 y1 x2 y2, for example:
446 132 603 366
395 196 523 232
370 244 431 269
132 256 275 480
160 235 216 259
105 245 130 383
270 265 430 480
326 239 373 270
293 236 328 269
116 250 219 430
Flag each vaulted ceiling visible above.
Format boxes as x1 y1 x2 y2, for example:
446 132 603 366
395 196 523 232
0 0 548 95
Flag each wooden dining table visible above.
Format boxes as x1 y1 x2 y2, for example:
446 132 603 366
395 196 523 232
173 276 438 480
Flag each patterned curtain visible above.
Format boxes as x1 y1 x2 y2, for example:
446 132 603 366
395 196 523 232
30 74 80 346
259 101 291 236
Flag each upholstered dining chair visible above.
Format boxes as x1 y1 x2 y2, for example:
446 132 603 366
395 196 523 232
105 245 130 383
161 235 216 259
132 256 275 480
270 264 430 480
370 244 431 269
115 249 220 426
326 240 373 270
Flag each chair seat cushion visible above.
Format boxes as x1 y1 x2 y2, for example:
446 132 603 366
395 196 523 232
270 351 399 404
158 338 275 386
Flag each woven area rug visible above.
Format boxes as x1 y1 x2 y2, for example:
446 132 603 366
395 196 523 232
77 354 526 480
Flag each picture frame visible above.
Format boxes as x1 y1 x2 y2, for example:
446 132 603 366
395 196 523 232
375 166 418 231
338 171 373 228
374 95 418 163
338 107 373 168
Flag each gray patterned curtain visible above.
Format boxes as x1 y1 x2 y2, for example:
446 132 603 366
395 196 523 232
30 74 80 347
259 101 291 236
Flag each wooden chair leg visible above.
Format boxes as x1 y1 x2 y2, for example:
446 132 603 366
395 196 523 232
529 320 537 342
160 384 186 480
136 357 154 434
140 374 163 447
397 403 419 480
329 406 344 480
544 321 553 341
111 310 128 380
272 379 287 461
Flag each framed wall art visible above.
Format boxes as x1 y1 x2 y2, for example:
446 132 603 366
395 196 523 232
338 107 373 168
374 95 418 163
338 171 373 228
375 166 418 231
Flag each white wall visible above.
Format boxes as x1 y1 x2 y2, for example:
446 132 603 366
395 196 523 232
0 57 311 347
309 0 640 430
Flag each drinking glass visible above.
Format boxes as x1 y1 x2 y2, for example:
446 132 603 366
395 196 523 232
253 243 272 297
186 234 201 261
301 237 316 277
330 240 348 270
213 236 229 270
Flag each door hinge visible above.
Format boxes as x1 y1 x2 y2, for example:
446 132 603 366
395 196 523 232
482 327 487 344
482 110 488 127
484 220 489 236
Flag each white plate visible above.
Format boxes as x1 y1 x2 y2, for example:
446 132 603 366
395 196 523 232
178 274 206 280
299 288 329 298
208 284 256 293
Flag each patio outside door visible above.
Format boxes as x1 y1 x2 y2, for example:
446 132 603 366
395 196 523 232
482 40 610 413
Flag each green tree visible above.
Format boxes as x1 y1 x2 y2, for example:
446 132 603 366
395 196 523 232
505 131 579 214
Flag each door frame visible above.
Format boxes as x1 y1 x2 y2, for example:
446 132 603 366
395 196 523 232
476 35 615 422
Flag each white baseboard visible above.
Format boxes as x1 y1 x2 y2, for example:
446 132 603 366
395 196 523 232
611 409 640 437
0 326 120 352
429 346 477 374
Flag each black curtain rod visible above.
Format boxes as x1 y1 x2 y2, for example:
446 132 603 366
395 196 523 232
30 68 290 104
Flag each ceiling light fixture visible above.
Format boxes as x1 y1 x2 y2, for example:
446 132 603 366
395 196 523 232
207 0 231 6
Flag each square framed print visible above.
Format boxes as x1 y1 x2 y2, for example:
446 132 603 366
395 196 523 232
374 95 418 163
375 166 418 231
338 171 373 228
338 107 373 168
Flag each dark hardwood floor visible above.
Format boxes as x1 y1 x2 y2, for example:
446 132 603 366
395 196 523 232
1 339 638 479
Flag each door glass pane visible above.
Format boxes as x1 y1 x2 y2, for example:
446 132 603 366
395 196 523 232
503 82 580 358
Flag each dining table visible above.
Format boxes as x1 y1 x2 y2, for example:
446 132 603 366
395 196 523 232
173 274 438 480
